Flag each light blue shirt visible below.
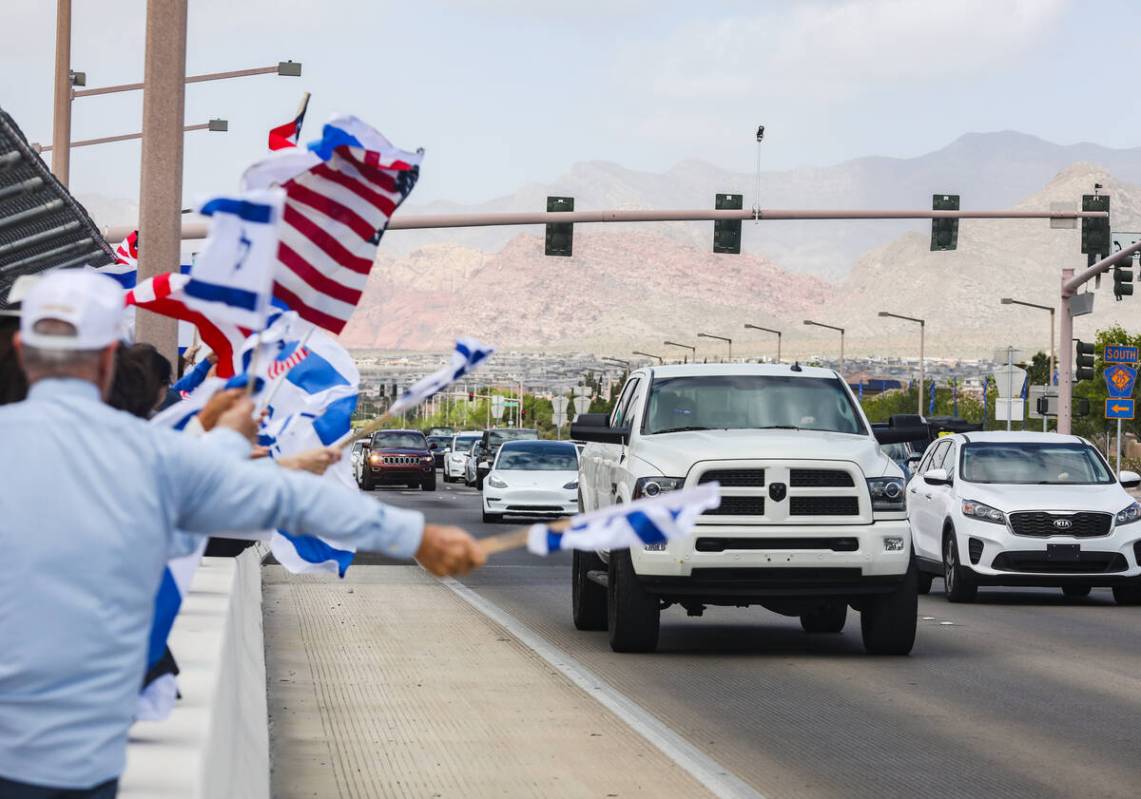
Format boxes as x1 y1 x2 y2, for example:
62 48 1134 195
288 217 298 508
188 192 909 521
0 379 424 789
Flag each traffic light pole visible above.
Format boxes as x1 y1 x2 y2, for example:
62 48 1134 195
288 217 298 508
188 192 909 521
1057 239 1141 434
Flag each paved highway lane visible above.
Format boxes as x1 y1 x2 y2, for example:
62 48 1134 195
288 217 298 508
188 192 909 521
357 479 1141 799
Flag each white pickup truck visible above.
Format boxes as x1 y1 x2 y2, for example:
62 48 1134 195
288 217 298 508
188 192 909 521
571 363 918 655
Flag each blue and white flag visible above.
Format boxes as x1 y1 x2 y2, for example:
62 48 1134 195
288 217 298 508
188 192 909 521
525 482 721 556
183 189 285 330
387 337 495 417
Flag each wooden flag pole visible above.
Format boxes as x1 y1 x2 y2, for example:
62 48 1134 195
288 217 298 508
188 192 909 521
478 517 573 556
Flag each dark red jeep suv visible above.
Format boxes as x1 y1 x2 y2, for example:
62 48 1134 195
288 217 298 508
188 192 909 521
356 429 437 492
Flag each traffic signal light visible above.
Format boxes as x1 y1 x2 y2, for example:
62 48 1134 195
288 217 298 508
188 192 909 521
1114 256 1134 301
1081 194 1110 260
545 196 573 257
930 194 959 251
713 193 742 254
1075 340 1096 382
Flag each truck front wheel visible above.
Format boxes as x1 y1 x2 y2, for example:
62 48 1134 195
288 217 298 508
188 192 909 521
860 563 918 656
607 551 660 652
572 550 608 630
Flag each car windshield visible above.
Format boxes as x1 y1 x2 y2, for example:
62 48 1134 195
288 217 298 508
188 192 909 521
489 429 538 447
644 375 865 435
497 446 578 471
427 436 450 447
881 443 912 460
961 442 1115 485
454 436 479 449
372 432 427 449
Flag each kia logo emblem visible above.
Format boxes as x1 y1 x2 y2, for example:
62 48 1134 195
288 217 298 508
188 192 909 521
1053 518 1073 529
769 482 787 502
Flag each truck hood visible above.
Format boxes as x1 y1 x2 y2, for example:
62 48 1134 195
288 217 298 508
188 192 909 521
630 428 895 479
955 480 1133 514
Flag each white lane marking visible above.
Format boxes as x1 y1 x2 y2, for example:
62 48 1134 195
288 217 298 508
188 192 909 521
441 577 766 799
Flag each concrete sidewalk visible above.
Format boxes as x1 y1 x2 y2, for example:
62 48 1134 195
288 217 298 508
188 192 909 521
263 565 713 798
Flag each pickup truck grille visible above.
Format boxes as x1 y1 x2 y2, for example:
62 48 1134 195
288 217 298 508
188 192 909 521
699 469 765 487
1008 511 1112 538
790 496 860 516
705 496 766 516
790 469 854 488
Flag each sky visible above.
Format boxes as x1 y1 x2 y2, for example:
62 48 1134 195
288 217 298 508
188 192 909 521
2 0 1140 209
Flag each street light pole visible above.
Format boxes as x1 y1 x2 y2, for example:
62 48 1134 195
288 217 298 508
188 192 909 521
35 120 227 152
744 323 782 362
697 332 732 363
1000 297 1056 432
135 0 188 365
632 350 664 364
803 320 845 374
878 312 926 417
663 341 696 364
51 0 73 186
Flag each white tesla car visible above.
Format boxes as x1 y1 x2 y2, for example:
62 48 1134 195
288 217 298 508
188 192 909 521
443 431 481 483
481 440 579 523
908 431 1141 604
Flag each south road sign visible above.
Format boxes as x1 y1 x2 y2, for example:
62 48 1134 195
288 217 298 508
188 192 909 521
1104 364 1138 399
1103 344 1139 364
1106 399 1135 420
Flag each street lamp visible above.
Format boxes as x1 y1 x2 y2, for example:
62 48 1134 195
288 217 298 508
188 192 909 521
1001 297 1056 431
697 332 732 362
603 357 632 370
663 340 696 364
744 323 782 362
632 350 664 364
878 312 926 417
802 320 845 374
34 119 227 153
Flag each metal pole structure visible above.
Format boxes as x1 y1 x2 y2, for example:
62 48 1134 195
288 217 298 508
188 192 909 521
632 351 664 364
743 324 782 363
878 312 925 417
72 63 300 98
803 320 845 374
36 121 225 152
101 206 1109 244
51 0 73 186
662 342 695 364
1117 419 1123 476
135 0 188 365
697 332 732 362
999 297 1056 432
1006 346 1014 433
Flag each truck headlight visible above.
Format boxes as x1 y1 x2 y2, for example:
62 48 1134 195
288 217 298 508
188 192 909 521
961 499 1006 525
867 477 906 512
1116 501 1141 525
633 476 685 499
488 475 508 489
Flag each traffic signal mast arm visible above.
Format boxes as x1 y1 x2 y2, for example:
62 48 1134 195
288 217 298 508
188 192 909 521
1057 239 1141 434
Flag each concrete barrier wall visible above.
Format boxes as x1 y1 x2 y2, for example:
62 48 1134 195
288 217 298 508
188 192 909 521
121 545 270 798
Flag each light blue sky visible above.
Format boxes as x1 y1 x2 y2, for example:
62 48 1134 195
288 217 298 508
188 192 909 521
2 0 1138 207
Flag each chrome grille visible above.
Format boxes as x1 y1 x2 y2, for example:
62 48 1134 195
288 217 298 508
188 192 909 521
383 456 419 465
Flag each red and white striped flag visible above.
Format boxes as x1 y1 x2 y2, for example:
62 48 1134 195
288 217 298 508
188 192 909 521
266 345 310 379
115 230 138 268
126 272 249 378
242 115 422 334
268 92 310 151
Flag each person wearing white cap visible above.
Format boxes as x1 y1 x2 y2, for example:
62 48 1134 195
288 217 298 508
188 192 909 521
0 270 485 798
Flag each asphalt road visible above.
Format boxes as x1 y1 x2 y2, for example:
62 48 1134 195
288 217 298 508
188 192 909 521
357 477 1141 799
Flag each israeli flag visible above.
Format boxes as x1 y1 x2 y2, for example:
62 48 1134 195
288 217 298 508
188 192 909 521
526 482 721 556
388 337 495 417
184 188 285 330
269 454 358 577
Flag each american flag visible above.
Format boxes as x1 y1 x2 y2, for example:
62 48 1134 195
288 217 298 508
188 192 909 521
243 116 422 334
267 344 310 379
126 272 249 378
268 92 310 151
115 230 138 268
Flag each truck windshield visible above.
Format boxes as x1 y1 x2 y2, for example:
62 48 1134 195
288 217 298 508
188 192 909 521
644 375 865 436
961 442 1114 485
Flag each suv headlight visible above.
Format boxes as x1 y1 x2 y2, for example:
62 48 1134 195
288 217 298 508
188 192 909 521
1116 501 1141 525
867 477 906 512
488 475 508 489
633 476 685 499
962 499 1006 525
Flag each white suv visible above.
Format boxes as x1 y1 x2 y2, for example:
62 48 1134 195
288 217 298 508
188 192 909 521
908 431 1141 604
572 363 917 655
443 431 481 483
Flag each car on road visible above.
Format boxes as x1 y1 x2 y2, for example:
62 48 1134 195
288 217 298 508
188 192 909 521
349 439 369 473
444 431 481 483
356 429 436 492
572 363 916 655
907 431 1141 604
468 428 540 490
482 440 580 523
426 434 452 469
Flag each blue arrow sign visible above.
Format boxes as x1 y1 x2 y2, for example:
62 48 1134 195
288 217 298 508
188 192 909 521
1104 364 1138 398
1104 345 1139 364
1107 399 1135 420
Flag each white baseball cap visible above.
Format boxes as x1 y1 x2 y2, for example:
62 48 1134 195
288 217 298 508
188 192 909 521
19 269 124 350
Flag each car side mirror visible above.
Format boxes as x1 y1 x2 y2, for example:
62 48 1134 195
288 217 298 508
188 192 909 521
923 468 950 486
1120 470 1141 489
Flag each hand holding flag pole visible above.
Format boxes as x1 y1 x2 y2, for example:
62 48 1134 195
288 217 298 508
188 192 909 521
478 482 722 556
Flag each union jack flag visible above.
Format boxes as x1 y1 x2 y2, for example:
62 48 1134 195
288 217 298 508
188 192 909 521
243 115 422 334
267 344 310 379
